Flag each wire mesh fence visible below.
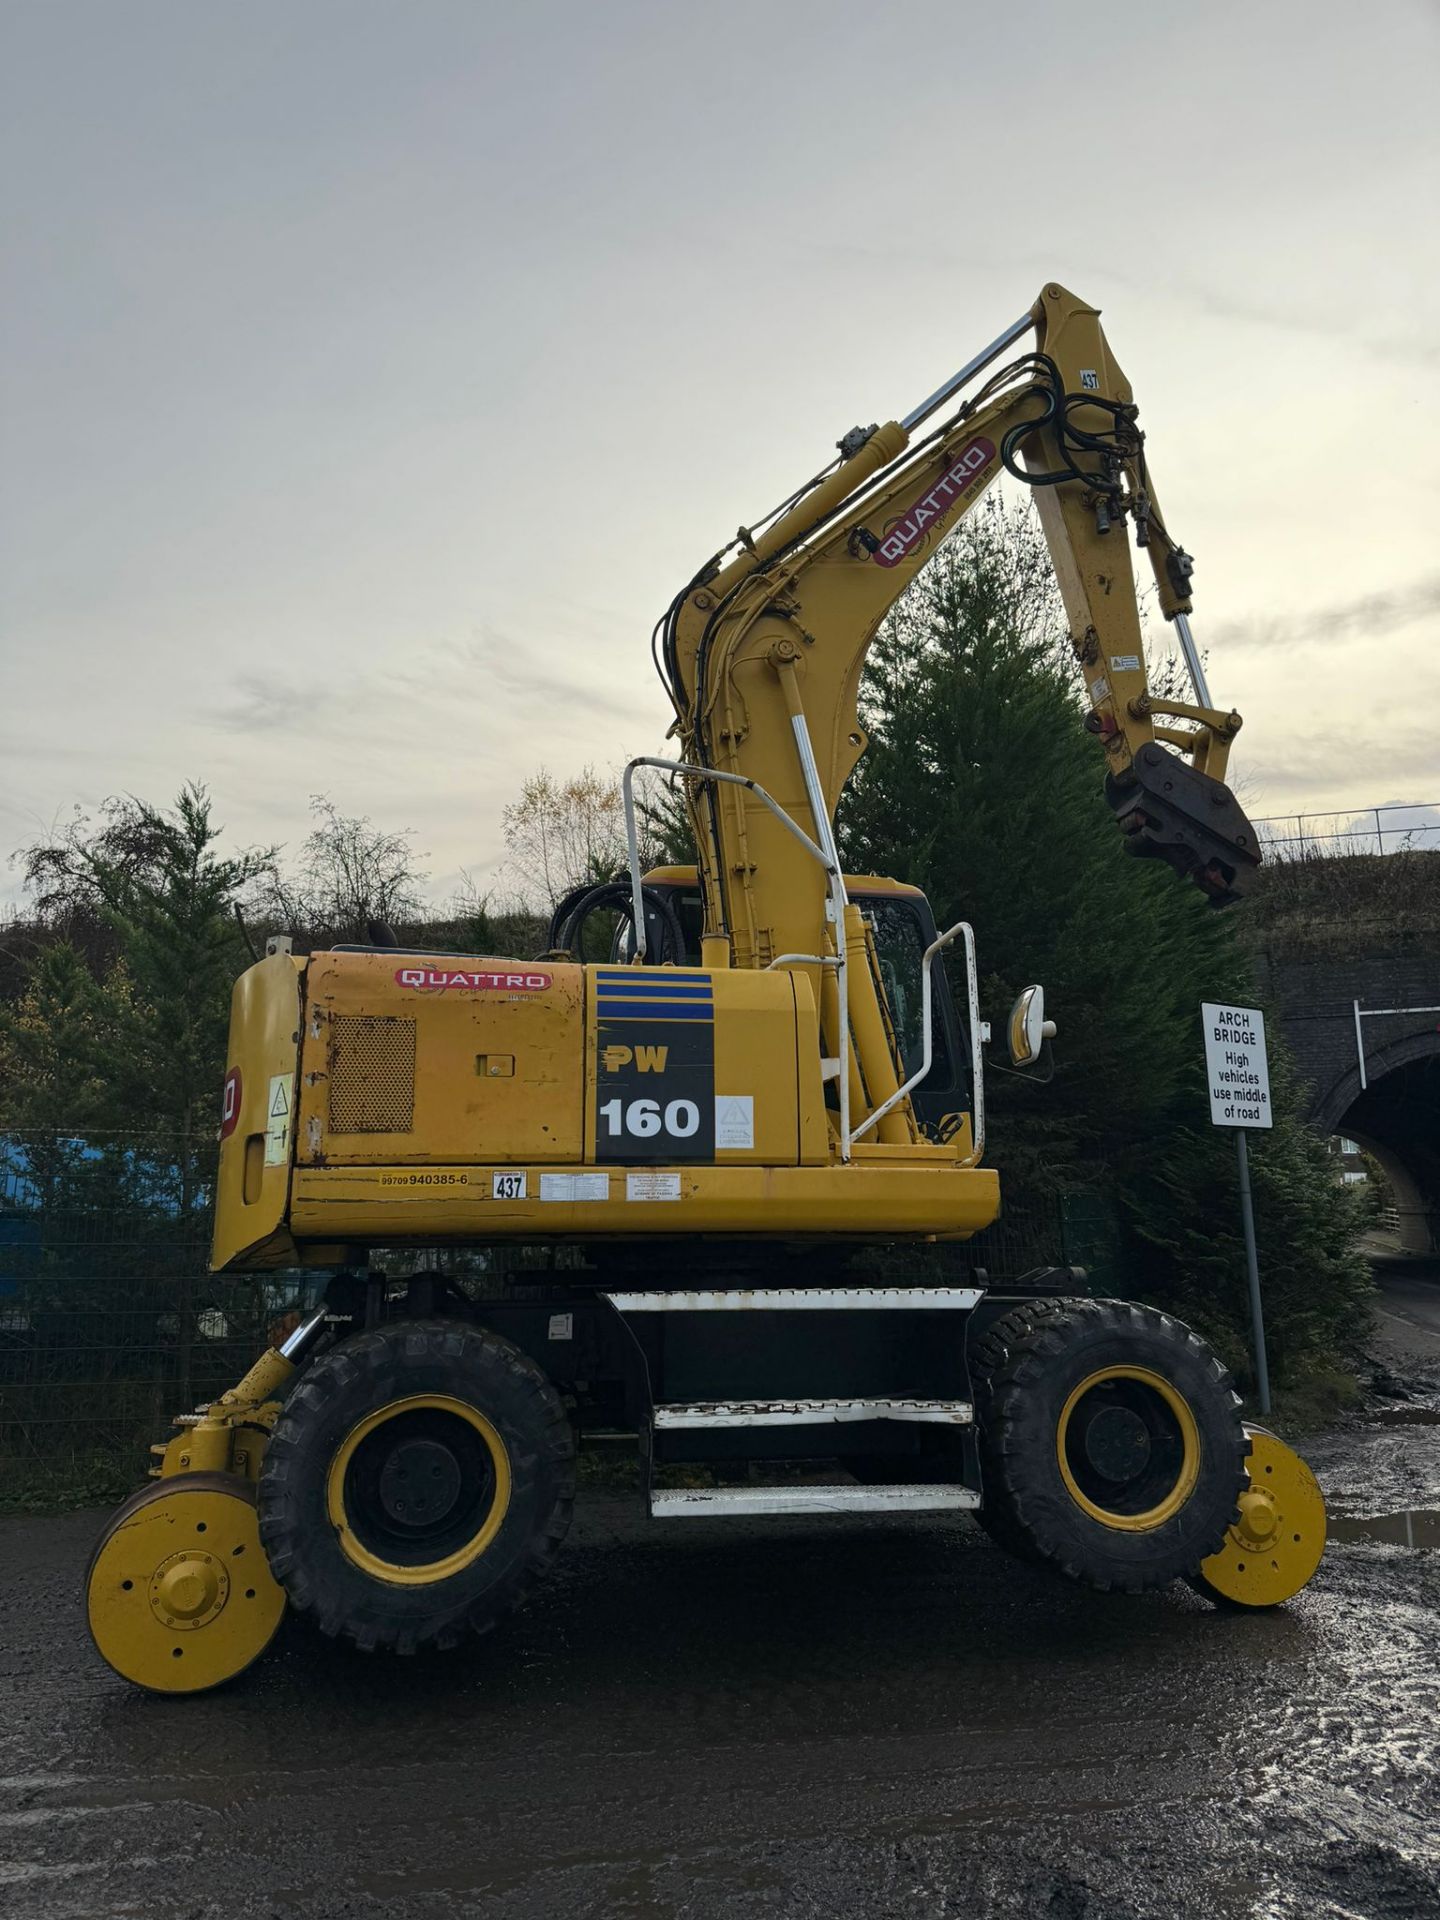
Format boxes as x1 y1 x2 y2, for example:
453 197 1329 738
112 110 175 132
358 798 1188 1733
0 1131 306 1495
1 1127 1085 1500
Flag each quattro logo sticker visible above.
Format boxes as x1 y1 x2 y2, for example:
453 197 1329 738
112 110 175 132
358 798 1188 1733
872 437 996 568
395 968 552 992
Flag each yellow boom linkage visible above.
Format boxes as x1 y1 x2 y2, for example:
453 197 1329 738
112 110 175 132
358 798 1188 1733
651 281 1257 1158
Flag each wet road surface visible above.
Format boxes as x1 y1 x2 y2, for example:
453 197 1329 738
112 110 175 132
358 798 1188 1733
3 1289 1438 1920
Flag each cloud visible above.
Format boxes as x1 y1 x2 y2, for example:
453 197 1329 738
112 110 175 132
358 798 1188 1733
1214 575 1440 652
1246 725 1440 804
216 674 324 734
208 629 643 746
807 244 1440 371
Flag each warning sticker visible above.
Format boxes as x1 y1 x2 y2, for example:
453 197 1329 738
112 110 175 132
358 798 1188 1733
264 1074 291 1167
627 1171 681 1203
715 1095 754 1151
1110 654 1141 672
1089 675 1110 704
540 1172 610 1203
548 1312 573 1341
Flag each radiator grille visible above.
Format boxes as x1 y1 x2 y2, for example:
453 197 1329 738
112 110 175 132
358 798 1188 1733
328 1015 417 1134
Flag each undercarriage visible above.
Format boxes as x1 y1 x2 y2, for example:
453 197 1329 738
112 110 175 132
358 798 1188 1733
86 1263 1326 1691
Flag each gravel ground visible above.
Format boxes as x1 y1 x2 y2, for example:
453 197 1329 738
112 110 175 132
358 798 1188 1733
2 1277 1437 1920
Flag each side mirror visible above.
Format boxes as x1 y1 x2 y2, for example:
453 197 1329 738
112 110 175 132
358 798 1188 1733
1007 984 1056 1068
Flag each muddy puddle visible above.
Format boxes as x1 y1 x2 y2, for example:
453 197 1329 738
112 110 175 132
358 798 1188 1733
1370 1404 1440 1427
1328 1506 1440 1547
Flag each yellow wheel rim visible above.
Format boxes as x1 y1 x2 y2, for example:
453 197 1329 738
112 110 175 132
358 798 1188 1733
1056 1365 1201 1532
86 1474 285 1694
326 1393 512 1586
1195 1425 1327 1607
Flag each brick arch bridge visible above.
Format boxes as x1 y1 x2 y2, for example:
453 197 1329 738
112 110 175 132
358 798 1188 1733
1249 850 1440 1254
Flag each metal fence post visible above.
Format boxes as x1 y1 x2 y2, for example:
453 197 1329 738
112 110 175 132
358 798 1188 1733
1235 1130 1270 1416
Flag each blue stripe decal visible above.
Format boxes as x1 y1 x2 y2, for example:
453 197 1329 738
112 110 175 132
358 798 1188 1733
594 979 712 997
598 998 714 1011
596 1002 714 1022
595 975 714 990
595 987 713 1002
597 995 714 1009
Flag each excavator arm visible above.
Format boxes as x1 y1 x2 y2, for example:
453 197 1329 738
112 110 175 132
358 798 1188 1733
653 282 1260 991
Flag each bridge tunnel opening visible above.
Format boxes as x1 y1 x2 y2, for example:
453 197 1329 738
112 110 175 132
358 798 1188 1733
1330 1044 1440 1257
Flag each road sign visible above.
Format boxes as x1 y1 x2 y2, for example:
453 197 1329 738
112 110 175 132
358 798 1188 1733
1200 1002 1273 1413
1201 1002 1272 1130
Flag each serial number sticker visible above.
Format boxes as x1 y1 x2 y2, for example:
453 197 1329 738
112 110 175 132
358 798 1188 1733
540 1172 610 1203
715 1095 754 1151
379 1172 470 1187
1110 654 1141 672
1080 369 1100 390
492 1171 528 1200
626 1172 681 1202
548 1312 574 1341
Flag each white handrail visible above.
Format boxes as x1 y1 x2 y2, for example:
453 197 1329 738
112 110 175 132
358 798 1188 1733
847 920 985 1162
956 923 986 1167
620 757 833 964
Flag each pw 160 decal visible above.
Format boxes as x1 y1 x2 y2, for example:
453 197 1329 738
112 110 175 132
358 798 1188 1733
593 970 716 1162
394 968 552 992
871 436 996 568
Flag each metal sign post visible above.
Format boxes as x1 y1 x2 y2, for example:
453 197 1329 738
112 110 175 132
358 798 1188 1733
1201 1003 1274 1414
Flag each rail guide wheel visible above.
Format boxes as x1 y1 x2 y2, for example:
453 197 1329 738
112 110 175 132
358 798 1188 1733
1192 1424 1327 1607
86 1472 285 1693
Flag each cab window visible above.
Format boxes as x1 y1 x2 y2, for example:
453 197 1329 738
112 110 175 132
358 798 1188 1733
859 893 957 1092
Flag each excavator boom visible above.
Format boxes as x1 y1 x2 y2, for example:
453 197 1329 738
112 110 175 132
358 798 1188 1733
654 283 1261 972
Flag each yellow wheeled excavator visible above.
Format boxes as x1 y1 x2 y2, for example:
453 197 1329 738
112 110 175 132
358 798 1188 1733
87 283 1326 1692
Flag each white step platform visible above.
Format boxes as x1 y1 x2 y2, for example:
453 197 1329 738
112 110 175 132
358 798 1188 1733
649 1483 979 1518
652 1397 972 1429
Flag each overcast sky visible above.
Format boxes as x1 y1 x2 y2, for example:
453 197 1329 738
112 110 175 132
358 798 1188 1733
3 0 1437 907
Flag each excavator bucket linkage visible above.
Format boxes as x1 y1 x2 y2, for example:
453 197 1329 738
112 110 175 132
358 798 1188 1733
1107 742 1262 908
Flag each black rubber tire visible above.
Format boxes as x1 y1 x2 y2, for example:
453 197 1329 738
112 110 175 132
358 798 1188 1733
258 1319 575 1653
971 1297 1247 1593
971 1301 1065 1566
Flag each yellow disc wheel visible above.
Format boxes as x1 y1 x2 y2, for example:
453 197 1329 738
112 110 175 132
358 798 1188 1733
86 1473 285 1693
325 1394 512 1585
1055 1365 1202 1531
1192 1425 1327 1607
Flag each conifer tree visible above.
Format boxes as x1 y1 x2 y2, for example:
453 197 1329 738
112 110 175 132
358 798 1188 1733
843 498 1369 1390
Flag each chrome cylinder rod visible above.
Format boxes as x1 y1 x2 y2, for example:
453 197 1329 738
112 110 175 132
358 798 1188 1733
1173 611 1213 709
900 312 1035 434
278 1304 330 1362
